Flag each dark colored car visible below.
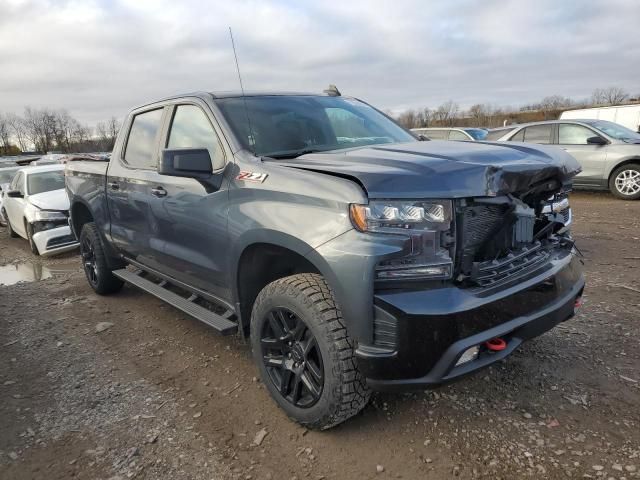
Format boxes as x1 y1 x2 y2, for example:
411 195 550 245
66 91 584 429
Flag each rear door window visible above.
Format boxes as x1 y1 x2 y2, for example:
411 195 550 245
124 108 164 169
11 172 23 193
448 130 469 141
486 128 516 141
510 129 525 141
167 105 225 170
522 125 552 144
425 130 448 140
558 124 597 145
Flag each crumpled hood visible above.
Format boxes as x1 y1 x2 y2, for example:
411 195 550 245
28 189 70 211
275 141 581 198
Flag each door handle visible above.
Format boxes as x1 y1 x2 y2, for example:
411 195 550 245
151 186 167 198
108 181 120 190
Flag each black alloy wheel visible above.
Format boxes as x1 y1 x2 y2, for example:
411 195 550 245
260 307 324 408
81 234 98 287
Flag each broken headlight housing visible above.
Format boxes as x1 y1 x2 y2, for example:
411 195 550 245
350 200 454 280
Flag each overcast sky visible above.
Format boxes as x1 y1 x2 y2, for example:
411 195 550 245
1 0 638 126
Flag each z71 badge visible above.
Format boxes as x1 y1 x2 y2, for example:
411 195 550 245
236 171 268 183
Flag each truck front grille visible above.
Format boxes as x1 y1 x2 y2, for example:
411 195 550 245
457 199 556 290
460 204 508 250
469 241 551 289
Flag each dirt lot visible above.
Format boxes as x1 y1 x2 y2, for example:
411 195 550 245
1 191 639 480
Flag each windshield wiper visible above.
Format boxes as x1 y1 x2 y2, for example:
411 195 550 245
263 147 328 160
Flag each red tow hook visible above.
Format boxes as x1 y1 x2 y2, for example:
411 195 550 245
574 297 583 309
485 337 507 352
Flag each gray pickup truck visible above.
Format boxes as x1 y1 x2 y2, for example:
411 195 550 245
66 90 585 429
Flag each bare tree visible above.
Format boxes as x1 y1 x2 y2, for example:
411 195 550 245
397 109 418 129
0 114 11 154
591 87 629 105
538 95 572 119
5 113 29 152
432 101 459 126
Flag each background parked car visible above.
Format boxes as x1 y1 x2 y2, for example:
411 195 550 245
2 164 78 256
0 166 21 226
491 119 640 199
411 127 488 141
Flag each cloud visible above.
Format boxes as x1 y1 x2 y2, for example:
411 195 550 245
1 0 638 125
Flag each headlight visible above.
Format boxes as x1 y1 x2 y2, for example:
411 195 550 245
33 210 67 221
350 200 454 281
349 200 452 232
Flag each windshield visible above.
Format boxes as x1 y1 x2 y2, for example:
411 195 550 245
27 170 65 195
215 95 416 158
0 169 19 184
584 120 640 142
464 128 488 140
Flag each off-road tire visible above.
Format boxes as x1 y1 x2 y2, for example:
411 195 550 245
250 273 371 430
609 163 640 200
80 222 124 295
3 209 19 237
26 222 39 255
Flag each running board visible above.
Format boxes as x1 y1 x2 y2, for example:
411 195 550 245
113 269 238 336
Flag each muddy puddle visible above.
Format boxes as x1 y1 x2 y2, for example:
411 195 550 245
0 261 78 286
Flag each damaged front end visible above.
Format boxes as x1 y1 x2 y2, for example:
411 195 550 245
454 180 575 292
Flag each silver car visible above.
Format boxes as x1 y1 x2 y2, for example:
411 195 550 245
491 120 640 199
412 127 488 141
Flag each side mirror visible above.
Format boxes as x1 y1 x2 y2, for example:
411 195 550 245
418 134 430 141
6 190 23 198
159 149 213 179
587 136 607 146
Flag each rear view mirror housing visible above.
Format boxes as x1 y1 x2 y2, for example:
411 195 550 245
6 190 23 198
160 149 213 179
587 136 607 146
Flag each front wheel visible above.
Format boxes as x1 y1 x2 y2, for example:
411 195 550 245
79 222 124 295
3 209 19 238
250 273 370 430
26 223 40 255
609 163 640 200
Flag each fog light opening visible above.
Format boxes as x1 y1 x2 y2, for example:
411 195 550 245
455 346 480 366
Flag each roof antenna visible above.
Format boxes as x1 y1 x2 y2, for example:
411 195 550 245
229 27 256 155
324 84 341 97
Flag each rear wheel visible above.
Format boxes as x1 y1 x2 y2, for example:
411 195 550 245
3 209 19 238
609 163 640 200
79 222 124 294
26 222 40 255
250 273 370 430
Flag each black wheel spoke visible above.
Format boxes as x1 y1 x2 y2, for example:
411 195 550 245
260 307 324 409
264 355 284 368
302 336 317 355
291 372 303 403
261 337 282 348
306 359 323 385
292 321 306 342
280 369 293 396
268 312 286 339
301 371 321 400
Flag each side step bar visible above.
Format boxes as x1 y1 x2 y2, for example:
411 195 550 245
113 269 238 336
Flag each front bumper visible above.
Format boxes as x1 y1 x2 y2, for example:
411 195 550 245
32 225 79 256
356 252 584 391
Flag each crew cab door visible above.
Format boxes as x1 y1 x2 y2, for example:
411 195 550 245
145 102 232 301
556 123 608 186
107 106 167 266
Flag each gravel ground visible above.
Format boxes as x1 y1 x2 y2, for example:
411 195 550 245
1 191 639 480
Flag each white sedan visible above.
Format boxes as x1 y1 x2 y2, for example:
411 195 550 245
1 164 79 256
